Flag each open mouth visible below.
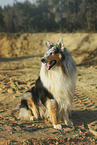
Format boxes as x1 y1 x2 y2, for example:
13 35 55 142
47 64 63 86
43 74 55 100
46 60 57 70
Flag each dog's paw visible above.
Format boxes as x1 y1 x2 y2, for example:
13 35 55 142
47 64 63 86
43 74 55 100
65 120 73 126
53 124 62 130
30 116 35 121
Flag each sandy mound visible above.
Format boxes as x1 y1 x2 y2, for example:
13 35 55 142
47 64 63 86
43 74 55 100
0 33 97 65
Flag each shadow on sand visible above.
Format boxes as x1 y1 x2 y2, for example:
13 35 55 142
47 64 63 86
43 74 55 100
0 54 43 62
71 110 97 126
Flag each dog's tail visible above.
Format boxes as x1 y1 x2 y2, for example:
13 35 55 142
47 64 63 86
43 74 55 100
11 103 21 120
12 102 21 113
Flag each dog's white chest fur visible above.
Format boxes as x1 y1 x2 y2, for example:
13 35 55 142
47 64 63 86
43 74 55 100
40 64 75 111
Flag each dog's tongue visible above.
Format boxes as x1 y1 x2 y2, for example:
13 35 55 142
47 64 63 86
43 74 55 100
47 61 55 70
47 65 50 70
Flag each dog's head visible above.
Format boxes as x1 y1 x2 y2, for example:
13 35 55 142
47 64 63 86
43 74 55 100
41 39 65 70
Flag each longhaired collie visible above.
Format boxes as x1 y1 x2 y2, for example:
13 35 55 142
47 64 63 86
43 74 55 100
17 39 77 129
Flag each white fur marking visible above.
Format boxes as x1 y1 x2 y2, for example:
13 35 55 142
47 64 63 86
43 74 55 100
65 120 74 126
19 108 32 119
53 124 62 129
40 64 75 112
30 116 35 121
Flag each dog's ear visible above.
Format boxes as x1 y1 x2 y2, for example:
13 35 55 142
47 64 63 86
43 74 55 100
56 38 64 50
46 40 53 50
57 39 65 60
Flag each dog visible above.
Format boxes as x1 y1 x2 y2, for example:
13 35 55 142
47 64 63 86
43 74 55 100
17 39 77 129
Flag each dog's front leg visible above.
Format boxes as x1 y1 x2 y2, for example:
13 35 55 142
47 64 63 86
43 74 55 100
46 99 62 129
64 110 73 126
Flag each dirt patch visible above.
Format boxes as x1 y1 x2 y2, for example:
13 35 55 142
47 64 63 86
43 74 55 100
0 33 97 144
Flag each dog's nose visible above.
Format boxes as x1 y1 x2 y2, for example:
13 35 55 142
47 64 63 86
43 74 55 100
41 58 45 63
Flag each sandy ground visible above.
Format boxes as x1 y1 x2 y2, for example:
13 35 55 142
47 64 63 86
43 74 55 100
0 33 97 144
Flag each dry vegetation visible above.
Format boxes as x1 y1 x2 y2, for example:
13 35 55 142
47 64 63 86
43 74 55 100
0 33 97 144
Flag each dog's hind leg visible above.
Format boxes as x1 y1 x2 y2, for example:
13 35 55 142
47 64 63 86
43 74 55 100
27 98 39 121
19 92 39 121
46 99 62 129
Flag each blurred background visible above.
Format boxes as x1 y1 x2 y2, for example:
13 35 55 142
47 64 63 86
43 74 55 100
0 0 97 33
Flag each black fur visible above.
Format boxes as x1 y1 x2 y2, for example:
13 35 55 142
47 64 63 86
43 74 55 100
20 99 29 110
21 77 54 109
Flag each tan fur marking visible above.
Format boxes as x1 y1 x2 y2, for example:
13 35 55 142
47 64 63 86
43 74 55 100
46 53 66 76
46 53 63 70
46 99 58 125
28 100 39 120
